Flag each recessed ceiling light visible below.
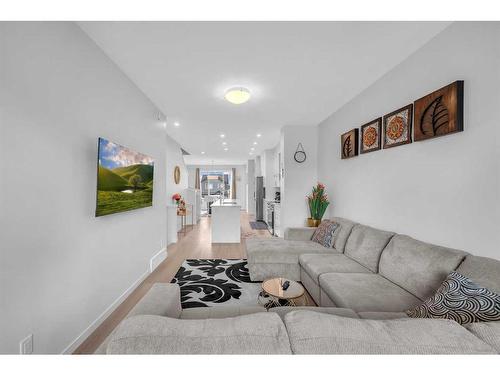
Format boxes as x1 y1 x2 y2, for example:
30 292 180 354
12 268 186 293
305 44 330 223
201 151 205 155
250 147 255 151
249 153 253 155
253 141 258 145
222 141 227 145
256 133 261 138
224 148 228 151
224 87 251 105
174 122 180 127
220 133 225 138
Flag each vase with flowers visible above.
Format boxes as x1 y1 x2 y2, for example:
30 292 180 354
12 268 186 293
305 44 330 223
172 193 181 205
172 193 186 215
306 183 330 227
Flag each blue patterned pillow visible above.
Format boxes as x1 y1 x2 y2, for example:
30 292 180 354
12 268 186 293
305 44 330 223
406 271 500 325
311 221 339 248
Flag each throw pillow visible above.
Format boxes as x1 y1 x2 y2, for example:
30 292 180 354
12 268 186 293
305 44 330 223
311 220 339 248
406 271 500 325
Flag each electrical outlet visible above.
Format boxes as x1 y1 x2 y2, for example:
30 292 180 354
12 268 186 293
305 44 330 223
20 334 33 354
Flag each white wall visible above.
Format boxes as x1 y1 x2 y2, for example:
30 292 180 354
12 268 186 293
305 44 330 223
273 143 282 190
186 164 247 208
165 135 188 238
246 160 256 215
280 125 318 234
260 148 276 200
254 155 262 176
0 22 168 354
166 136 188 200
317 22 500 259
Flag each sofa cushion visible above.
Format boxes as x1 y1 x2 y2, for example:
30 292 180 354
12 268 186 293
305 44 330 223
126 284 182 319
284 227 317 241
311 220 339 248
319 273 421 312
357 311 409 319
299 253 371 283
466 322 500 353
284 311 495 354
246 237 332 264
248 262 302 281
456 255 500 294
329 217 357 253
379 235 467 300
269 306 359 321
406 272 500 325
344 224 395 272
107 313 292 354
93 283 182 354
180 306 266 319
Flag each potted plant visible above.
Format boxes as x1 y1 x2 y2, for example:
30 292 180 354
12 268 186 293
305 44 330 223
306 183 330 227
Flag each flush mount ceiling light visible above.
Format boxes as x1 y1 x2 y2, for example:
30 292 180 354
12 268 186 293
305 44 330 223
224 87 251 105
174 122 180 127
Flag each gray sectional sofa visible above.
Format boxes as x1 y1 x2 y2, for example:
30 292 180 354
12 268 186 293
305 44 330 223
101 283 499 354
99 217 500 354
246 217 500 313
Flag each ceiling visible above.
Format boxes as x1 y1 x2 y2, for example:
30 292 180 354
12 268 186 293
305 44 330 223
79 21 450 165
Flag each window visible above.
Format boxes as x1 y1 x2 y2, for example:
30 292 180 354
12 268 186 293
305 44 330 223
200 171 232 198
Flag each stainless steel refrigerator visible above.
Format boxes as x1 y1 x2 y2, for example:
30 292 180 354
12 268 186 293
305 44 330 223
255 176 265 221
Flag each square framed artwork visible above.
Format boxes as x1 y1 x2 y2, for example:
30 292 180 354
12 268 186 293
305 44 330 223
360 118 382 154
383 104 413 149
341 128 359 159
414 80 464 142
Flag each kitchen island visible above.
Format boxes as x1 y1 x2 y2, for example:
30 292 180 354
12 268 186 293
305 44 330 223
211 199 241 243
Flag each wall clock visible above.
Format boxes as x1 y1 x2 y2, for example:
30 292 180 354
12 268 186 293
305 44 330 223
294 143 306 163
174 166 181 184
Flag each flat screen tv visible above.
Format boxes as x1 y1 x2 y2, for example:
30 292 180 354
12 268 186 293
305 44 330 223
96 138 154 217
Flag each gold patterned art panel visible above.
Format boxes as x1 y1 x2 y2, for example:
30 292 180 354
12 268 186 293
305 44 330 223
383 104 413 149
360 117 382 154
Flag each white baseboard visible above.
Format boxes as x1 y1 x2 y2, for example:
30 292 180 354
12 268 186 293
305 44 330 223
150 247 167 272
61 247 165 354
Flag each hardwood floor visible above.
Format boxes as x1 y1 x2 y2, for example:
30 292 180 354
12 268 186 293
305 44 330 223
74 211 313 354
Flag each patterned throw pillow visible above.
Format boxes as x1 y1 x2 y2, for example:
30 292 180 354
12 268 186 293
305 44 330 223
311 220 339 248
406 271 500 325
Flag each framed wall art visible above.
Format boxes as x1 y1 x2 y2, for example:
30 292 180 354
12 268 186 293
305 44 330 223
383 104 413 149
341 128 359 159
174 166 181 184
360 117 382 154
414 80 464 142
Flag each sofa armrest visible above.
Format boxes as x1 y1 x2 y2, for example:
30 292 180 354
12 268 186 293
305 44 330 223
127 283 182 319
284 227 316 241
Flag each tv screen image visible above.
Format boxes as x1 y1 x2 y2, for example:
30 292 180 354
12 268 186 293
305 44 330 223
96 138 154 217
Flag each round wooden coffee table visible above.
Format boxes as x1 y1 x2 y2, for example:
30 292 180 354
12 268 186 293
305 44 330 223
258 277 305 309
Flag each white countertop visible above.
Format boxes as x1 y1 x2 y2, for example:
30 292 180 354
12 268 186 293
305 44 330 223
211 199 241 207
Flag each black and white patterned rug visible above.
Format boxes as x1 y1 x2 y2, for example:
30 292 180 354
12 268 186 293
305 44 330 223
171 259 262 309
